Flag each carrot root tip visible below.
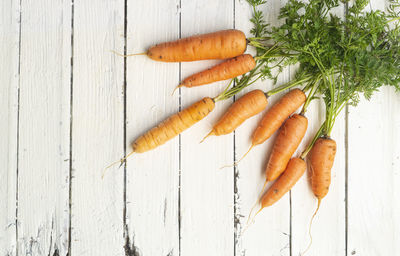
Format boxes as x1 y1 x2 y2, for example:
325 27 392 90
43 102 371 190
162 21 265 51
111 50 146 57
102 151 135 179
171 84 184 96
301 198 321 256
199 130 214 144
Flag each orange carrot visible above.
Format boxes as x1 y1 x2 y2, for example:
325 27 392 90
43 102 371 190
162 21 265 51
265 114 308 181
202 89 268 141
133 97 215 153
308 137 337 202
177 54 255 89
302 137 337 255
261 157 306 208
244 157 306 229
252 88 306 145
146 29 247 62
104 97 215 173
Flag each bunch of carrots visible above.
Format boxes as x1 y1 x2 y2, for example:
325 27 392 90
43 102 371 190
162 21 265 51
108 0 400 252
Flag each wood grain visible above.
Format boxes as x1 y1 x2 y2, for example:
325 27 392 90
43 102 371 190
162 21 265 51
179 1 234 255
125 0 180 255
71 0 124 255
16 0 71 255
0 0 20 255
233 1 292 255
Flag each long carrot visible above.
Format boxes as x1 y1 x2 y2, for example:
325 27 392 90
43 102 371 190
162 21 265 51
265 114 308 181
175 54 255 91
244 157 306 232
252 88 306 145
104 97 215 173
126 29 247 62
201 89 268 141
261 157 306 207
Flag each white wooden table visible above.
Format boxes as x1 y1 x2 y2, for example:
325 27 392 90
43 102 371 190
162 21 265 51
1 0 399 255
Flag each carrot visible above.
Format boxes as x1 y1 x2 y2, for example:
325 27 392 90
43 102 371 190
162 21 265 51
243 157 306 232
104 97 215 174
301 137 336 255
141 29 247 62
245 113 307 223
265 114 308 181
176 54 255 91
133 97 215 152
262 157 306 207
252 88 306 145
201 89 268 141
308 137 337 202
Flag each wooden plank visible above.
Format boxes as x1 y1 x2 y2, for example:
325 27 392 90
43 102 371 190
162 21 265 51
347 2 400 253
348 86 400 255
16 0 71 255
0 0 20 255
125 0 180 255
347 2 400 255
71 0 124 255
179 1 234 255
234 1 291 255
290 4 346 256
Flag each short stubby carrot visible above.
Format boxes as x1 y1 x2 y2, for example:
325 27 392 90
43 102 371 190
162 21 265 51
266 114 308 181
179 54 256 88
252 88 306 146
202 89 268 140
261 157 306 208
308 137 337 201
133 97 215 153
147 29 247 62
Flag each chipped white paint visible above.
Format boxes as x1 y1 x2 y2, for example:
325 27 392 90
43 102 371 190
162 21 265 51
16 0 71 255
125 0 180 255
179 1 234 256
1 0 400 256
71 0 124 255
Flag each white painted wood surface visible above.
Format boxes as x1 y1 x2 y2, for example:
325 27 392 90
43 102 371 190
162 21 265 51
17 0 71 255
1 0 400 256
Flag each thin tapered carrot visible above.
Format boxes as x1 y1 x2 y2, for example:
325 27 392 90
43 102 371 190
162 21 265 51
265 114 308 181
104 97 215 173
252 88 306 145
174 54 256 93
262 157 306 207
125 29 247 62
201 89 268 141
244 157 306 230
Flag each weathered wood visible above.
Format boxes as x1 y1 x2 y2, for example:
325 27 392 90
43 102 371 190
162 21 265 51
16 0 71 255
0 0 20 255
347 3 400 256
234 1 291 255
179 1 234 255
71 0 124 254
125 0 180 255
